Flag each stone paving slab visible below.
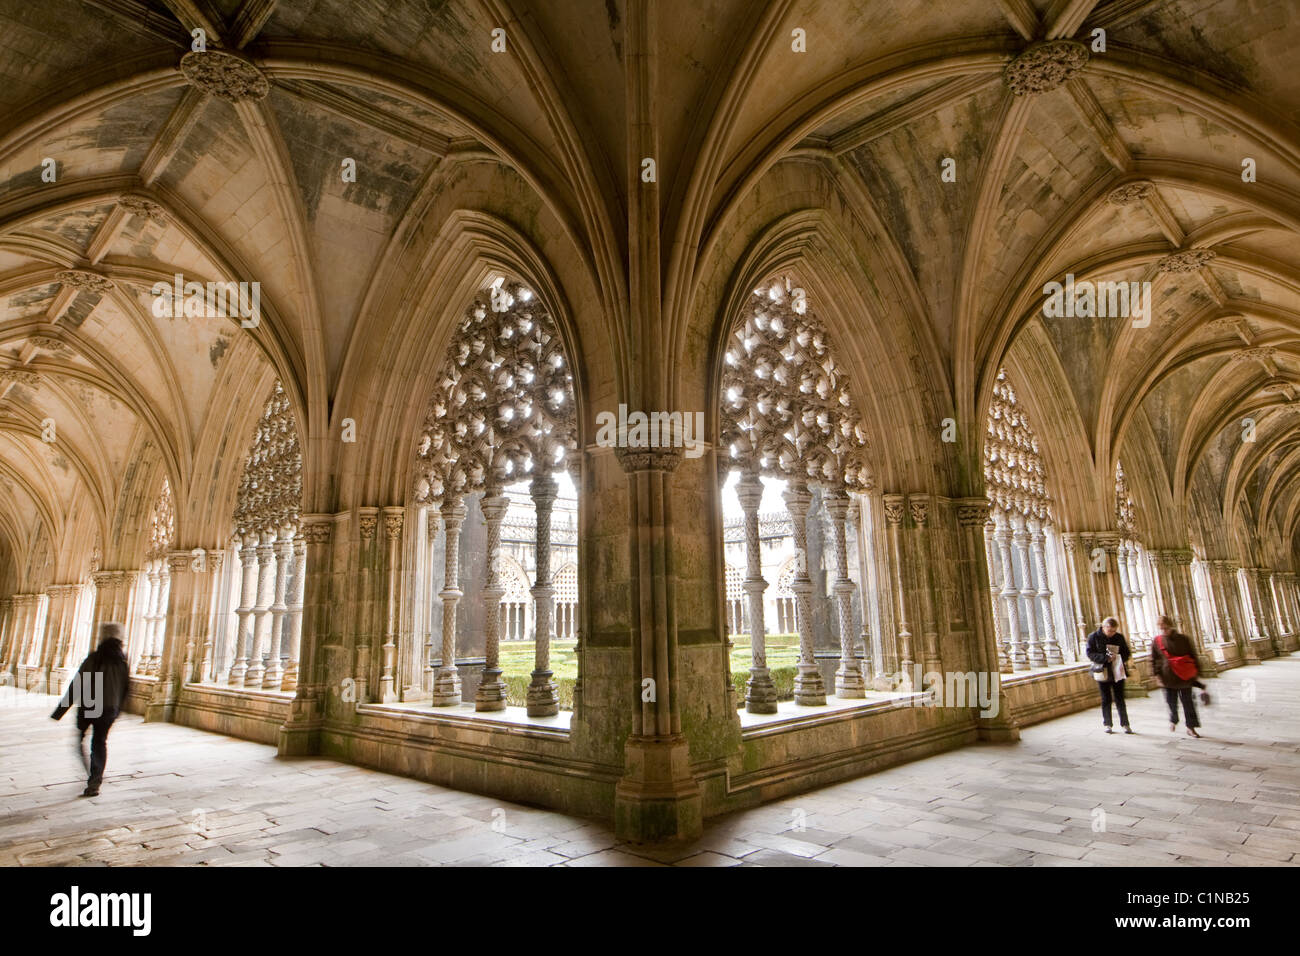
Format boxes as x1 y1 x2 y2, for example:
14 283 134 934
2 654 1298 866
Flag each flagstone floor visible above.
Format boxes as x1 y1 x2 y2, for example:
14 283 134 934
2 655 1298 866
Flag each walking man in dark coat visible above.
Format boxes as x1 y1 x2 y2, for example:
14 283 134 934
51 622 131 796
1085 616 1133 734
1151 614 1205 738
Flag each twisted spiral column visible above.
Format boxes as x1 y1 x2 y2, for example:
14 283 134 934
432 496 466 706
527 473 560 717
737 472 777 712
785 480 826 705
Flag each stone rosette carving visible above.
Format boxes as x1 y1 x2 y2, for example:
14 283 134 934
358 515 378 540
383 513 403 539
56 270 115 294
719 277 872 492
1157 249 1216 273
233 380 302 537
412 281 577 504
119 195 167 223
180 50 270 102
1107 181 1154 206
1004 40 1089 96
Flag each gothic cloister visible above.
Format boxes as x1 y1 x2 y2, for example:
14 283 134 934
1 0 1299 848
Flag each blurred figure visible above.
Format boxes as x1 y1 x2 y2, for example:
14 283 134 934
1086 616 1133 734
1151 615 1205 738
51 623 131 796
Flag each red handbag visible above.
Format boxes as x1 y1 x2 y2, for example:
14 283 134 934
1155 635 1199 681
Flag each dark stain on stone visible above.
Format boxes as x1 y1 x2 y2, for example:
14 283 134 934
209 334 231 368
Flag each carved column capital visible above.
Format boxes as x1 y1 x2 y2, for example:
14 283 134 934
881 493 906 525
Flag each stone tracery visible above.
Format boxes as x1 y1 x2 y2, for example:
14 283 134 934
412 281 578 713
720 278 871 710
984 369 1063 670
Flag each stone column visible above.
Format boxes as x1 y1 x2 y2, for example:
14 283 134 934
847 500 879 681
784 480 826 705
1011 515 1043 667
528 473 560 716
245 531 276 687
378 509 403 702
279 517 332 755
735 473 776 712
140 559 162 675
565 455 586 719
908 495 942 678
431 496 465 706
230 536 259 684
423 506 440 692
197 551 224 683
1127 546 1151 648
355 512 379 701
476 491 509 711
882 493 914 681
264 527 295 689
0 597 13 668
993 517 1026 670
144 552 197 722
984 520 1011 672
281 537 307 692
1207 560 1238 646
958 500 1018 739
1029 520 1063 664
827 488 865 698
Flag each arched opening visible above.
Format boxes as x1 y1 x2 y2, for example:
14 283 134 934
411 279 579 716
718 277 874 713
983 369 1073 670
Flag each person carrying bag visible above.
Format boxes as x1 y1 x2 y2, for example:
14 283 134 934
1085 616 1133 734
1151 614 1208 738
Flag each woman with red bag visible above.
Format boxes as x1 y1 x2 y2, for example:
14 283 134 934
1151 615 1208 738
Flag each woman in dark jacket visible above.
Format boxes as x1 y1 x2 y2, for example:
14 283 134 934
1150 614 1204 737
1085 616 1133 734
51 623 131 796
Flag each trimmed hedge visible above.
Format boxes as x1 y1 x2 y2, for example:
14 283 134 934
505 673 575 711
730 665 799 706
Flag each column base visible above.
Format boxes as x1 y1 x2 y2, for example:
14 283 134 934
793 662 826 705
431 667 462 706
227 662 247 686
527 669 559 717
278 695 322 756
835 662 866 699
614 735 703 843
745 667 779 713
475 666 508 712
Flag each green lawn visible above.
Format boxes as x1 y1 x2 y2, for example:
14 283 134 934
497 634 805 710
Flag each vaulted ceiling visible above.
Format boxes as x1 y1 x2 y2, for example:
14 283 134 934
1 0 1297 589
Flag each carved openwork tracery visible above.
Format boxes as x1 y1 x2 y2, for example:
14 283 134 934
985 369 1051 523
1115 459 1136 538
984 368 1063 669
720 278 871 491
720 278 872 709
413 281 577 502
147 478 174 560
233 380 303 537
